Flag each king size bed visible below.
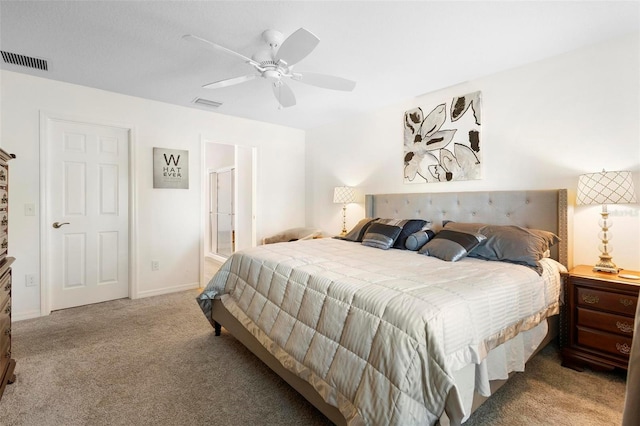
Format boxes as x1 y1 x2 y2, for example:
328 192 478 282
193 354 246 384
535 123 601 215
197 189 569 425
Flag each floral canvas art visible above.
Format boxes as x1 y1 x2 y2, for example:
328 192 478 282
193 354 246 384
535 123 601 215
404 91 481 183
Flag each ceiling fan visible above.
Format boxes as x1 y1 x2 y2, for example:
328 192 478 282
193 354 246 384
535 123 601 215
183 28 356 108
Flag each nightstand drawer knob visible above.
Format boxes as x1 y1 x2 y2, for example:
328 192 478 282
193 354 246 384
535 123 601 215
620 298 634 308
616 342 631 355
582 294 599 304
616 321 634 334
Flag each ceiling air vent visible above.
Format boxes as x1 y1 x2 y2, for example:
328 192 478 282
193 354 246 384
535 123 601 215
1 51 48 71
192 97 223 108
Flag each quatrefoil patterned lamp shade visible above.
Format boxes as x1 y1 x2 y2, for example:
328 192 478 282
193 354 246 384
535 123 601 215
333 186 356 204
576 171 637 205
576 170 637 274
334 186 356 236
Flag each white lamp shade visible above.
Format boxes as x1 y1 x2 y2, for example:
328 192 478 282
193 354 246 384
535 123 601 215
333 186 356 204
576 170 637 205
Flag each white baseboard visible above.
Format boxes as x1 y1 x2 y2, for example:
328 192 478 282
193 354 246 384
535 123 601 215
13 309 43 322
134 281 201 299
13 284 201 320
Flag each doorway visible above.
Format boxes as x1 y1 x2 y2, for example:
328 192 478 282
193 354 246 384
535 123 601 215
201 141 256 285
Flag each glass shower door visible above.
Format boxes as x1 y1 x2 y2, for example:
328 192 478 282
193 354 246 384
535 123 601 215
215 169 235 257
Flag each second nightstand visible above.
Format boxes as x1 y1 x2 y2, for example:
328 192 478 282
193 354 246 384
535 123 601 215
561 265 640 371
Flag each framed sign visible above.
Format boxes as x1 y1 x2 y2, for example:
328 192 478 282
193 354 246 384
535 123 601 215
153 148 189 189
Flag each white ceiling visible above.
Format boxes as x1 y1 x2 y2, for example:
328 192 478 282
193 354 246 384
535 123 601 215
1 1 638 130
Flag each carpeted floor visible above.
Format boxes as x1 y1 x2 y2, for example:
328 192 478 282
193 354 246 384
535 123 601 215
0 290 627 425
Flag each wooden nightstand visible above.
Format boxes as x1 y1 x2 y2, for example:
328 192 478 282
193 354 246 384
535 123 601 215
561 265 640 371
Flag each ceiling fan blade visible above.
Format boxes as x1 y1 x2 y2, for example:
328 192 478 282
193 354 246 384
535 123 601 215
203 74 256 89
294 72 356 91
272 81 296 108
183 34 256 65
274 28 319 66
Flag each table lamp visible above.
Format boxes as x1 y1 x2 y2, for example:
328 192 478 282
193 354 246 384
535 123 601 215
576 170 637 273
333 186 356 236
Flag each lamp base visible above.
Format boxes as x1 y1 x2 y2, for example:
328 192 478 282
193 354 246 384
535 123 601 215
593 256 620 274
593 265 620 274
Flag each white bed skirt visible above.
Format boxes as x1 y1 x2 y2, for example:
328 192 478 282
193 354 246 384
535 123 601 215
441 320 549 424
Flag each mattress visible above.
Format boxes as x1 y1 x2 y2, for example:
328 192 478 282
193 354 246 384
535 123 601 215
198 238 566 425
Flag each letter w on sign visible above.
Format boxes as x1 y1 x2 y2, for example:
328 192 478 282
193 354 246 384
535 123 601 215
164 154 180 166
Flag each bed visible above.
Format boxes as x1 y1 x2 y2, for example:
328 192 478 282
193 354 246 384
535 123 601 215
197 189 569 425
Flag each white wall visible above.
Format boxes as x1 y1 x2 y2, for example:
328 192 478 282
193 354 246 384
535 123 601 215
306 33 640 271
1 70 306 319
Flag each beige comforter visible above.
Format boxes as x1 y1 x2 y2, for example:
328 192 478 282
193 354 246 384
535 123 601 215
198 238 565 425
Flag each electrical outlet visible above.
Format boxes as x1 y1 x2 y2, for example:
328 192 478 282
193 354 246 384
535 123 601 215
25 274 37 287
151 260 160 271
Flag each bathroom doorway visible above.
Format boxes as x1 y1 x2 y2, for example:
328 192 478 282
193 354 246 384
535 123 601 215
201 141 257 284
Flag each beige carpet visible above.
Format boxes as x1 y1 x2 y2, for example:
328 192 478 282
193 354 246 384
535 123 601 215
0 290 626 425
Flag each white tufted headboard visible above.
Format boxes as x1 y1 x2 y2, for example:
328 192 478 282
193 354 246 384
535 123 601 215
365 189 568 267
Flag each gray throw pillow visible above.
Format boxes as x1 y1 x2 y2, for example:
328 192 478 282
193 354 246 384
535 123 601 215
405 230 435 251
361 223 403 250
418 230 486 261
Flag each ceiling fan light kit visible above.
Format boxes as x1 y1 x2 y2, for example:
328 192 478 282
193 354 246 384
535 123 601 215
184 28 356 108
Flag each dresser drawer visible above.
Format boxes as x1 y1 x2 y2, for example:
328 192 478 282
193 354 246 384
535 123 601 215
0 297 9 319
0 272 9 308
0 189 6 212
577 326 632 359
0 301 9 339
0 164 7 188
576 286 637 315
0 331 9 376
0 232 7 259
0 212 7 234
577 307 634 336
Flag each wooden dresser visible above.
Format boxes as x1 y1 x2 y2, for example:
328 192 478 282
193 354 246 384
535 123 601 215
561 264 640 371
0 148 15 402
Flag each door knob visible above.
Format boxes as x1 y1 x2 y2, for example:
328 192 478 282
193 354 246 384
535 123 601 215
52 222 70 229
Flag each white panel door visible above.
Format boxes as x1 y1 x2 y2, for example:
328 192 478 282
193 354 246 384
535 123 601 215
48 119 129 310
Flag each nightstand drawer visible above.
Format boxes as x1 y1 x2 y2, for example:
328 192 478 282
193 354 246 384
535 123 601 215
576 286 637 315
577 327 632 359
577 307 634 336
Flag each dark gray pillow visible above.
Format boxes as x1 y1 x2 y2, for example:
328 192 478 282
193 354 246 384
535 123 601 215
394 219 428 249
470 225 559 274
443 222 560 274
361 223 403 250
405 230 436 251
418 230 486 261
335 218 378 242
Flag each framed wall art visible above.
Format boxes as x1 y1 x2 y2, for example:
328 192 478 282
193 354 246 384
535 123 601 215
153 147 189 189
403 91 481 183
